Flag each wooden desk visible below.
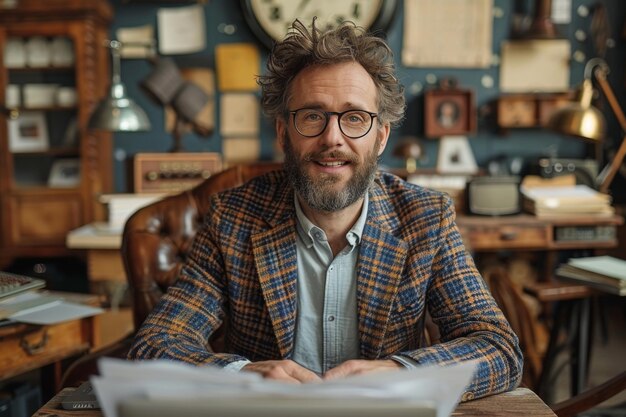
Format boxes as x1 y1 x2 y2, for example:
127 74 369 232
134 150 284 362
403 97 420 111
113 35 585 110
34 387 556 417
66 223 124 286
69 214 624 284
457 214 623 274
0 293 98 399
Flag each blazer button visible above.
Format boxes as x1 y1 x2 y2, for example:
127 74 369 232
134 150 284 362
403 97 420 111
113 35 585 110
461 391 475 402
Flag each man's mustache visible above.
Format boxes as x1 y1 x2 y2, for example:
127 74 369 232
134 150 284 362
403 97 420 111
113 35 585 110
303 151 358 163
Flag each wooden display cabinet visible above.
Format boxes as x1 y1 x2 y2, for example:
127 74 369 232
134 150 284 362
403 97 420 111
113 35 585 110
0 0 113 268
496 93 573 130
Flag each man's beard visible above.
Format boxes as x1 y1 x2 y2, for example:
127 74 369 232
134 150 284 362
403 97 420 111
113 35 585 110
283 134 380 212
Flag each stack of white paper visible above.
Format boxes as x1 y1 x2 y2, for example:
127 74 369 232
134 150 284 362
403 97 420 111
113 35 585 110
92 358 477 417
520 184 613 217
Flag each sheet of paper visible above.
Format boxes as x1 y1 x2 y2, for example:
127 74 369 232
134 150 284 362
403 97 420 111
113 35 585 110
157 5 206 55
222 137 261 163
402 0 493 68
2 292 103 325
215 43 260 91
93 357 477 417
220 93 259 136
500 39 570 92
116 25 156 59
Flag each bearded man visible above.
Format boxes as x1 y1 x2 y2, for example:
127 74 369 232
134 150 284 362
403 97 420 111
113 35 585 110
129 19 522 400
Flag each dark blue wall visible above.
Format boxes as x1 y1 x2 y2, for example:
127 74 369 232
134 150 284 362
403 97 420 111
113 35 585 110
109 0 626 201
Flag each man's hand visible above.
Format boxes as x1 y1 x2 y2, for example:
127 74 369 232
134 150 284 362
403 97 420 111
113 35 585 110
242 360 322 383
323 359 402 380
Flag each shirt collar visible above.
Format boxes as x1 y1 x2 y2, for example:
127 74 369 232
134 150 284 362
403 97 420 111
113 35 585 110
294 191 368 249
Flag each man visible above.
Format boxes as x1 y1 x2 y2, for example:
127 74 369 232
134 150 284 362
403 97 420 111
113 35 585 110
129 19 522 399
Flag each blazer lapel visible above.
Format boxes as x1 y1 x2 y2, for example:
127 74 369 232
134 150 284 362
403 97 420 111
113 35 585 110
357 180 408 358
251 183 298 358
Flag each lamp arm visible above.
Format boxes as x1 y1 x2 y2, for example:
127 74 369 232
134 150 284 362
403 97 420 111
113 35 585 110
593 66 626 193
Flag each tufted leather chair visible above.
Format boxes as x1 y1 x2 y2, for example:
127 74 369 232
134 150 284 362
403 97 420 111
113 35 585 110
123 162 282 330
61 162 282 387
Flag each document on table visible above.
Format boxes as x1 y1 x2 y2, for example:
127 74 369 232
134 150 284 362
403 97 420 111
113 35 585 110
0 291 103 324
92 358 477 417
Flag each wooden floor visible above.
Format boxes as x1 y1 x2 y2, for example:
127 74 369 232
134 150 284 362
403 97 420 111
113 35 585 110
550 295 626 413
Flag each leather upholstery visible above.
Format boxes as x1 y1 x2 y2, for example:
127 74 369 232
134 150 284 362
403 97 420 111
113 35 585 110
123 162 282 330
61 162 281 387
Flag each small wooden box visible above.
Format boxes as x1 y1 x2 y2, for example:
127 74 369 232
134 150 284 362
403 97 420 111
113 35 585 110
133 153 223 193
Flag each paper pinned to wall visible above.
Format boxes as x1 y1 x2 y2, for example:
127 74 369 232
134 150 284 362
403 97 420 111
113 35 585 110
220 93 259 137
157 4 206 55
223 137 261 164
215 43 260 92
402 0 493 68
500 40 571 93
116 25 156 59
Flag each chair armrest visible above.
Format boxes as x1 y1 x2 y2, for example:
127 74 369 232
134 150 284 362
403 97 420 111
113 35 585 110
551 371 626 417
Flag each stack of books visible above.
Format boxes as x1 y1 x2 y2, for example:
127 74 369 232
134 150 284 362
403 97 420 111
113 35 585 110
556 256 626 295
521 184 614 217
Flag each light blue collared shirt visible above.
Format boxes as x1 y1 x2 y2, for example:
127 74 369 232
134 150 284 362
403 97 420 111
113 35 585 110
291 193 368 374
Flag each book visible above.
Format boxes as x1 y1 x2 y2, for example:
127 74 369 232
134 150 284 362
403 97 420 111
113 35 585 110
556 256 626 296
521 184 613 217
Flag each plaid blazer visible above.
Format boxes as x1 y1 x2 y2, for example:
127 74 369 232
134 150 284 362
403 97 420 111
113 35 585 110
129 170 522 399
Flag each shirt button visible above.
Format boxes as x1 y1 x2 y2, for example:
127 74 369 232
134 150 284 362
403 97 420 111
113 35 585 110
328 316 335 322
314 231 324 240
329 266 334 271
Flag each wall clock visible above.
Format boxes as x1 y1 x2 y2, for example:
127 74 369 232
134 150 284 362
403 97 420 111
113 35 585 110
240 0 398 49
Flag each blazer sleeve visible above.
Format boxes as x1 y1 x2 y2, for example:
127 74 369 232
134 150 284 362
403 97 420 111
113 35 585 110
396 195 523 400
127 198 248 368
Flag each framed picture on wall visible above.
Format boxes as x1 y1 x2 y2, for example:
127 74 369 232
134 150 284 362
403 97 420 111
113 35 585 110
48 159 80 188
424 80 476 138
8 111 49 152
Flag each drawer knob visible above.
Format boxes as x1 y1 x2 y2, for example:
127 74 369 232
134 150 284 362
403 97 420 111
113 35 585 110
500 230 519 241
20 329 49 355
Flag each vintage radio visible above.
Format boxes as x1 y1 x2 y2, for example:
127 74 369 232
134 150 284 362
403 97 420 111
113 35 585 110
133 153 223 193
535 158 598 187
466 176 521 216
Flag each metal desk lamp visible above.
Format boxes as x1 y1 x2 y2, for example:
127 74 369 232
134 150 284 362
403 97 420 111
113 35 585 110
88 40 151 132
547 58 626 194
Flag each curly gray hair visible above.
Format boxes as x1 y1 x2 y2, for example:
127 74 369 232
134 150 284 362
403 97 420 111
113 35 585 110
257 19 405 127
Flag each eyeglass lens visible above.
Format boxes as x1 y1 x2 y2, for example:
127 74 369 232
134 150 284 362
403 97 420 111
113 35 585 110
293 109 375 138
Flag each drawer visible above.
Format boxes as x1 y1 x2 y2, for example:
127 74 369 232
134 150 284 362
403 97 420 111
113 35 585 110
0 319 90 380
462 224 549 250
7 193 83 246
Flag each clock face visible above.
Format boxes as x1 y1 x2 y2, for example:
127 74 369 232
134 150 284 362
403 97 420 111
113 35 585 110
241 0 397 48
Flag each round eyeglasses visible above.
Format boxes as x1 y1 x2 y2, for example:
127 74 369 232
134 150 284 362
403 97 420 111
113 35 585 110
289 108 378 139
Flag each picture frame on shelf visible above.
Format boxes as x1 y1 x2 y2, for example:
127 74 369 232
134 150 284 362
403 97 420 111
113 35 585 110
436 136 478 174
48 158 80 187
424 80 476 138
8 111 49 152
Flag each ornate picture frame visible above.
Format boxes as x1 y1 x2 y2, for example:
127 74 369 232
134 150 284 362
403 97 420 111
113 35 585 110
424 81 476 138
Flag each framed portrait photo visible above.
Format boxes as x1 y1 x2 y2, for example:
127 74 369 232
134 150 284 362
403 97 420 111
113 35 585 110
424 82 476 138
8 111 49 152
48 158 80 188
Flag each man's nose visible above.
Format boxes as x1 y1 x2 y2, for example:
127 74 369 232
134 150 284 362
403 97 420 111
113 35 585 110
317 114 345 147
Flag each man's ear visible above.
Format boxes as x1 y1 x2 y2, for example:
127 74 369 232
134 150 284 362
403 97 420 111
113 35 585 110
377 122 391 157
276 117 287 148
